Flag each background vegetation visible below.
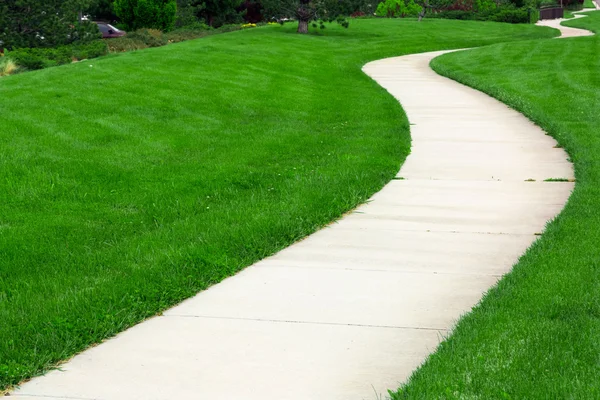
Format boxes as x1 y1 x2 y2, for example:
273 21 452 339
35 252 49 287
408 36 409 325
113 0 178 31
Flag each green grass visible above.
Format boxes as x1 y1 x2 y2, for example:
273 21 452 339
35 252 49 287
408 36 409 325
392 12 600 399
0 19 556 391
584 0 596 8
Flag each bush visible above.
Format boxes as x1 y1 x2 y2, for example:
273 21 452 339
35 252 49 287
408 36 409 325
529 7 540 23
107 23 242 52
564 0 585 9
114 0 178 31
175 1 200 28
1 3 101 50
8 41 108 71
106 37 149 52
215 24 245 33
376 0 423 17
8 48 66 70
172 22 211 32
127 29 169 47
429 10 477 19
488 7 529 22
474 0 497 12
429 5 532 23
72 41 111 60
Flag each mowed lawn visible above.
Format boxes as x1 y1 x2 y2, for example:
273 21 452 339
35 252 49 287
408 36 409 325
393 12 600 399
0 19 555 390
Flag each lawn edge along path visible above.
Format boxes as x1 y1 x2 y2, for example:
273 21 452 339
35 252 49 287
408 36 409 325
10 27 580 400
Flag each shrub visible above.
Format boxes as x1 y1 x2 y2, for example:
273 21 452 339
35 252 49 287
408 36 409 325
106 37 150 52
8 41 108 71
127 29 169 47
488 7 529 22
114 0 178 31
175 22 211 31
429 4 533 23
175 1 200 28
214 24 245 34
106 23 241 52
564 0 585 9
71 41 110 60
429 10 477 19
474 0 497 12
529 7 540 23
1 3 101 50
376 0 424 17
197 0 244 27
8 48 61 70
164 23 213 43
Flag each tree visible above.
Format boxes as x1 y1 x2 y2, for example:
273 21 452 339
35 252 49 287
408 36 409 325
87 0 119 22
239 0 264 23
261 0 357 34
0 0 99 50
113 0 177 31
175 0 201 27
195 0 244 27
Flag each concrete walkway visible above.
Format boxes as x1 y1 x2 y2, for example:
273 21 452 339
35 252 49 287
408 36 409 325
536 9 596 36
11 20 587 400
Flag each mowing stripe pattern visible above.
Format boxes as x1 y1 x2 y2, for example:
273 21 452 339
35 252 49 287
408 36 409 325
11 41 577 400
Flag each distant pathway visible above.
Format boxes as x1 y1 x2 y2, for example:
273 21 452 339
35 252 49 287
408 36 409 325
536 10 595 37
11 17 589 400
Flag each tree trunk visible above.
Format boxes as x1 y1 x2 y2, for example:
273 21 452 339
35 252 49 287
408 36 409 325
297 19 309 34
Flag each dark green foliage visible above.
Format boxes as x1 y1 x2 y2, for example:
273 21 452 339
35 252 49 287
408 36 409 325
334 0 377 15
175 0 202 27
0 0 101 50
172 0 244 28
488 7 529 22
113 0 177 31
529 7 540 23
375 0 424 17
564 0 585 9
429 5 532 23
87 0 119 22
105 36 150 52
197 0 244 27
508 0 526 8
105 23 236 52
428 9 477 18
240 0 264 23
8 41 108 70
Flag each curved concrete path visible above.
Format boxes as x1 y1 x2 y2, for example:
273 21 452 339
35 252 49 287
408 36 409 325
536 10 595 37
11 20 587 400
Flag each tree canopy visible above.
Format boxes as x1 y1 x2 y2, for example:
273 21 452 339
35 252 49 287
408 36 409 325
261 0 373 33
0 0 99 50
113 0 178 31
